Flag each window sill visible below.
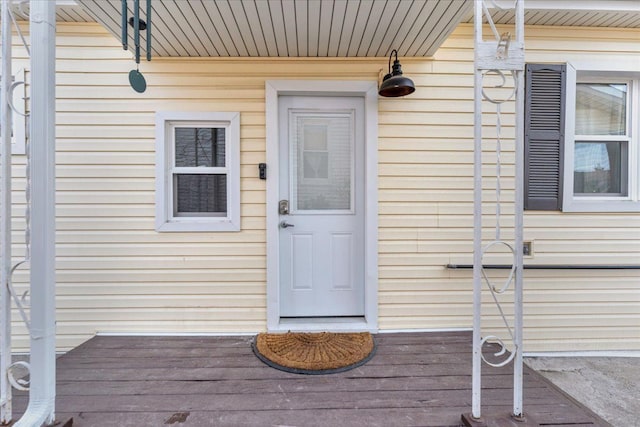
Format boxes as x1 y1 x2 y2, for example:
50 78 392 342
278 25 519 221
156 219 240 232
562 199 640 213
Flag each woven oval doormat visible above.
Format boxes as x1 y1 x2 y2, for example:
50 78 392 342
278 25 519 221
252 331 376 375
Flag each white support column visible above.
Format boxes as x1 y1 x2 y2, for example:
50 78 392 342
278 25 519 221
14 0 57 425
512 0 526 419
471 0 483 420
0 0 13 423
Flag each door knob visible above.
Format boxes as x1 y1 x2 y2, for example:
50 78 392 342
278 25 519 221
279 221 295 229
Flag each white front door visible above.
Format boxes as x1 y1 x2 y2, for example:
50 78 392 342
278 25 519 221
278 95 365 317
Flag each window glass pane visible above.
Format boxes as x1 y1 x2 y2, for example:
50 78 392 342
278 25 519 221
575 83 626 135
291 114 353 211
175 174 227 215
574 141 627 196
302 124 329 179
175 127 225 167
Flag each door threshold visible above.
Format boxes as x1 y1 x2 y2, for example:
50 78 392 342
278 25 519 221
275 316 376 333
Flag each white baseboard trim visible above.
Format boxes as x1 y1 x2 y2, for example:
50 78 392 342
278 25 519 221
525 351 640 358
96 332 257 337
378 328 473 334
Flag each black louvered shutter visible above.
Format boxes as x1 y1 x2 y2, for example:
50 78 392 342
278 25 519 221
524 64 566 210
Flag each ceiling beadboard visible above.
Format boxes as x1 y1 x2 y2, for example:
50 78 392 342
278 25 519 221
8 2 96 22
464 8 640 28
75 0 473 58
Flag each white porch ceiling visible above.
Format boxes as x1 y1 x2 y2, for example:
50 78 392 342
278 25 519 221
12 1 639 58
75 0 472 57
7 1 95 22
464 0 640 28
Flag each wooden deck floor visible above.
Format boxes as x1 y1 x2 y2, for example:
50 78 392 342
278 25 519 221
13 331 607 426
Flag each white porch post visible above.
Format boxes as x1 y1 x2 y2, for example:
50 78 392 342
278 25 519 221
0 0 13 423
471 0 483 420
14 0 57 425
513 1 526 418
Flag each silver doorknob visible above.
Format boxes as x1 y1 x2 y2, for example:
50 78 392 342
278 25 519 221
279 221 295 229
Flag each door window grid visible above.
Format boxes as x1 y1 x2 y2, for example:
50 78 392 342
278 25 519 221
289 112 355 213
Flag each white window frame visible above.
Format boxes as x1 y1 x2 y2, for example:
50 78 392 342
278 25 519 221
563 63 640 212
155 111 240 232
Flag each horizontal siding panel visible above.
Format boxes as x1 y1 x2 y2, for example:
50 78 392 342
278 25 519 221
55 74 272 88
54 282 265 296
379 278 640 292
55 308 266 322
55 244 267 257
450 24 640 42
56 165 154 178
57 152 155 165
20 270 266 284
56 99 267 113
379 290 640 305
55 256 265 270
56 141 153 152
52 231 266 244
52 294 266 309
379 151 514 164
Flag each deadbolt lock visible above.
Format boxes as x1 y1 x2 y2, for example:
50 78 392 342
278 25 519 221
279 200 289 215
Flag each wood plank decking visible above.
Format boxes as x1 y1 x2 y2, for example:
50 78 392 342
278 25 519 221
12 331 607 426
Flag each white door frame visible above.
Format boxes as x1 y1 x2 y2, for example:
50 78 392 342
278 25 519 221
265 80 378 332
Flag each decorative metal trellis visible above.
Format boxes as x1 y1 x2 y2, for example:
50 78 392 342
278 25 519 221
465 0 526 424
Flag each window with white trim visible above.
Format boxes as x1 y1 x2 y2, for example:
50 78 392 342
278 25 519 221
564 71 640 212
525 64 640 212
155 112 240 232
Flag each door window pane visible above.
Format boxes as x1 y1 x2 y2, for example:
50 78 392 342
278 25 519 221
291 114 353 211
575 83 626 135
175 127 226 167
574 141 627 195
302 124 329 179
175 174 227 215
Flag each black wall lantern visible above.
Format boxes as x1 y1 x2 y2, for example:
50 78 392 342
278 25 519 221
378 49 415 97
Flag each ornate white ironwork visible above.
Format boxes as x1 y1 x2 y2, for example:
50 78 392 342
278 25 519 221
3 0 33 335
7 361 30 391
0 1 14 420
470 0 526 422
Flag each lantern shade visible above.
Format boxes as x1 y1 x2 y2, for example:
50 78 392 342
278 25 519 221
378 74 415 97
378 51 415 97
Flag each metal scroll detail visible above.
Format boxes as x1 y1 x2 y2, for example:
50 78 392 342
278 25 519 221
6 10 32 341
2 0 34 377
6 361 30 392
480 68 519 369
2 2 36 424
469 0 526 422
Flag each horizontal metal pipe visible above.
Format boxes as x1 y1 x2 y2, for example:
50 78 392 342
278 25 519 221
447 264 640 270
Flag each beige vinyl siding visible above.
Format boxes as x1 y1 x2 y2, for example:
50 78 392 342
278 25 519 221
381 24 640 352
5 23 639 352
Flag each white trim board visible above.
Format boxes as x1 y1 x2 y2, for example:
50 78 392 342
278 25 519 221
379 328 473 334
491 0 640 13
97 332 257 337
265 80 379 333
525 351 640 358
